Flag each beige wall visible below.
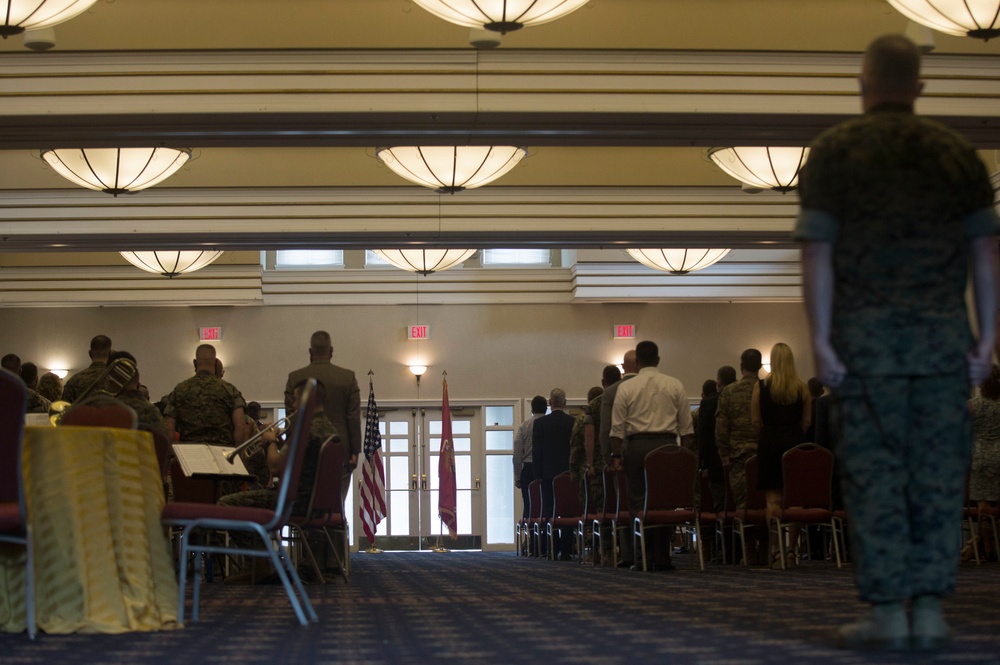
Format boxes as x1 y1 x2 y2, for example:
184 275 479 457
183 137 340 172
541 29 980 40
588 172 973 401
0 302 812 406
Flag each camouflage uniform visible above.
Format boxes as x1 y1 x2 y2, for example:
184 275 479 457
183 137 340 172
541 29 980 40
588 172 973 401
61 362 106 404
219 413 337 548
795 103 1000 603
715 374 758 509
25 389 51 414
569 395 605 526
164 370 246 445
119 388 167 438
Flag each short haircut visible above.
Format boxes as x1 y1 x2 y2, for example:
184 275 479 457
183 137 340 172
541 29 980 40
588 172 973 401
310 330 332 356
702 379 718 396
635 341 658 367
19 362 38 386
530 395 548 414
717 365 737 386
587 385 604 402
864 34 921 95
602 364 622 385
246 401 261 418
90 335 112 353
807 377 825 398
741 348 762 373
195 344 217 361
1 354 20 372
549 388 567 408
109 350 137 366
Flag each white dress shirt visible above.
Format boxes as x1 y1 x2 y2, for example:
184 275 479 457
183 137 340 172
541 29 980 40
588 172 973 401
609 366 693 440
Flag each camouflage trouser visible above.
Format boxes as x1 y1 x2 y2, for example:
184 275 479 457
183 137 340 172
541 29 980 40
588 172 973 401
836 373 971 603
728 451 756 511
218 488 277 549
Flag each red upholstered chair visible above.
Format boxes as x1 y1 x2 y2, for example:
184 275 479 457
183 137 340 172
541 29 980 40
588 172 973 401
0 368 35 638
289 439 349 583
590 468 619 565
607 469 631 568
713 468 737 564
633 445 704 571
771 443 841 569
150 429 172 492
733 455 768 567
547 471 584 561
526 479 544 558
516 477 541 557
162 379 320 626
60 394 137 429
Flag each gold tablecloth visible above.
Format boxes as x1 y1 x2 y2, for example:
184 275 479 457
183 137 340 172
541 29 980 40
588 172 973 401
0 426 179 634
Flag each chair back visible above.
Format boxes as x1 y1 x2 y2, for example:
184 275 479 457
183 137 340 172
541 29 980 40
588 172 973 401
642 445 698 513
0 369 28 506
269 378 319 527
61 395 137 429
151 429 172 483
296 439 346 521
744 455 767 510
551 471 583 519
613 469 629 518
599 468 617 518
527 479 542 520
781 443 834 510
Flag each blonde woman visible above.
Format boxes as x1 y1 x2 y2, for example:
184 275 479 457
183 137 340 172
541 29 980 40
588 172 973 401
752 342 812 569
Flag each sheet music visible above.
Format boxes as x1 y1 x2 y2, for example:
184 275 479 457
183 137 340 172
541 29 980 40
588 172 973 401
174 444 221 476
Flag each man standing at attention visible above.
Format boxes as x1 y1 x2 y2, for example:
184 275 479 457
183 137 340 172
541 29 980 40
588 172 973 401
797 34 999 652
286 330 360 569
513 395 547 522
164 344 248 448
599 349 638 566
62 334 112 403
716 349 762 514
609 341 694 571
532 388 576 559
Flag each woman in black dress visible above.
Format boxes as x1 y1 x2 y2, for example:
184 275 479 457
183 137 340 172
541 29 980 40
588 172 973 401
752 342 812 569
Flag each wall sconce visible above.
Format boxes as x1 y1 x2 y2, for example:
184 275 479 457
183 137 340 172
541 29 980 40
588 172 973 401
48 368 69 379
409 365 428 387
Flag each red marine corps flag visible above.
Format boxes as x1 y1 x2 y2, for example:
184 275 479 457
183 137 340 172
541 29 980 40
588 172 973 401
360 371 386 546
438 373 458 540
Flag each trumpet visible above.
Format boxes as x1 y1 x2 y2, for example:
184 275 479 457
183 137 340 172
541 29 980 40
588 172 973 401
49 357 138 426
224 415 293 464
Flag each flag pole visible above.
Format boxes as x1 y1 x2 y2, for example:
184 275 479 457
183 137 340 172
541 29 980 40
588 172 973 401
361 369 386 554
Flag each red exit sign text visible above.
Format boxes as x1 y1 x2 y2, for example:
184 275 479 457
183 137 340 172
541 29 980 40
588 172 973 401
408 325 430 340
613 324 635 340
200 326 222 342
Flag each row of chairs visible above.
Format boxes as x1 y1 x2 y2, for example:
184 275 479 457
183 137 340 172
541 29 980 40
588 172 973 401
516 442 846 572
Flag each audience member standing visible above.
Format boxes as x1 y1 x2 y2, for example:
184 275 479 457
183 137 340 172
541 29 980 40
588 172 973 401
62 335 112 403
533 388 576 559
609 341 694 571
716 349 762 511
751 342 811 569
109 350 166 438
599 349 638 566
164 344 248 447
797 34 999 651
513 394 548 525
968 365 1000 561
700 366 736 514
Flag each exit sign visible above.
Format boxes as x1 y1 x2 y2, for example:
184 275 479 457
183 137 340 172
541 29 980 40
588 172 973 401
199 326 222 342
613 324 635 340
407 325 430 340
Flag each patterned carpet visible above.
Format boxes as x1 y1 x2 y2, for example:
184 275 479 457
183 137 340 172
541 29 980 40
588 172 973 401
2 551 1000 664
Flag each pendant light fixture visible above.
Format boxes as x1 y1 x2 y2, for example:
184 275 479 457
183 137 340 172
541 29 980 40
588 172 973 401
708 147 809 193
376 146 526 193
887 1 1000 40
41 147 191 196
412 0 589 33
372 249 476 275
0 0 98 37
627 249 731 275
120 250 223 278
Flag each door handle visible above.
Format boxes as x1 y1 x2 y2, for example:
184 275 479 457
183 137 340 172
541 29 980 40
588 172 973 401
421 473 427 490
411 473 418 490
475 478 481 490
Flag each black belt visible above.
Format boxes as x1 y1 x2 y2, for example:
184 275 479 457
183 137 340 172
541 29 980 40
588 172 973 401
627 432 677 442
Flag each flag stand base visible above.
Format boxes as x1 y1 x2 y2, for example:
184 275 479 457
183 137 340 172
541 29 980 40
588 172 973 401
365 547 383 554
431 546 450 553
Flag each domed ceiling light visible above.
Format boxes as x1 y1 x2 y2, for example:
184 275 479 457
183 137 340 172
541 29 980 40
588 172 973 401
119 251 224 278
0 0 98 37
412 0 589 33
376 146 526 194
708 147 809 194
372 249 476 275
41 148 191 196
887 0 1000 40
627 249 731 275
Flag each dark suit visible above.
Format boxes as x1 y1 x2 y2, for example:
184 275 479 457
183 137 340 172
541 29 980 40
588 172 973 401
533 409 575 557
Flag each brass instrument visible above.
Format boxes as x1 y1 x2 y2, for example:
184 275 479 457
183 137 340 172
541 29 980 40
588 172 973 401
224 415 292 464
48 357 138 426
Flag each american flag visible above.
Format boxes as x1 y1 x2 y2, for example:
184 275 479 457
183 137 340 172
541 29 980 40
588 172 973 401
360 373 386 545
438 375 458 540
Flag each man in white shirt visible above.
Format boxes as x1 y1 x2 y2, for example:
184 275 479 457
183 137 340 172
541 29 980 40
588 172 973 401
609 341 694 570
